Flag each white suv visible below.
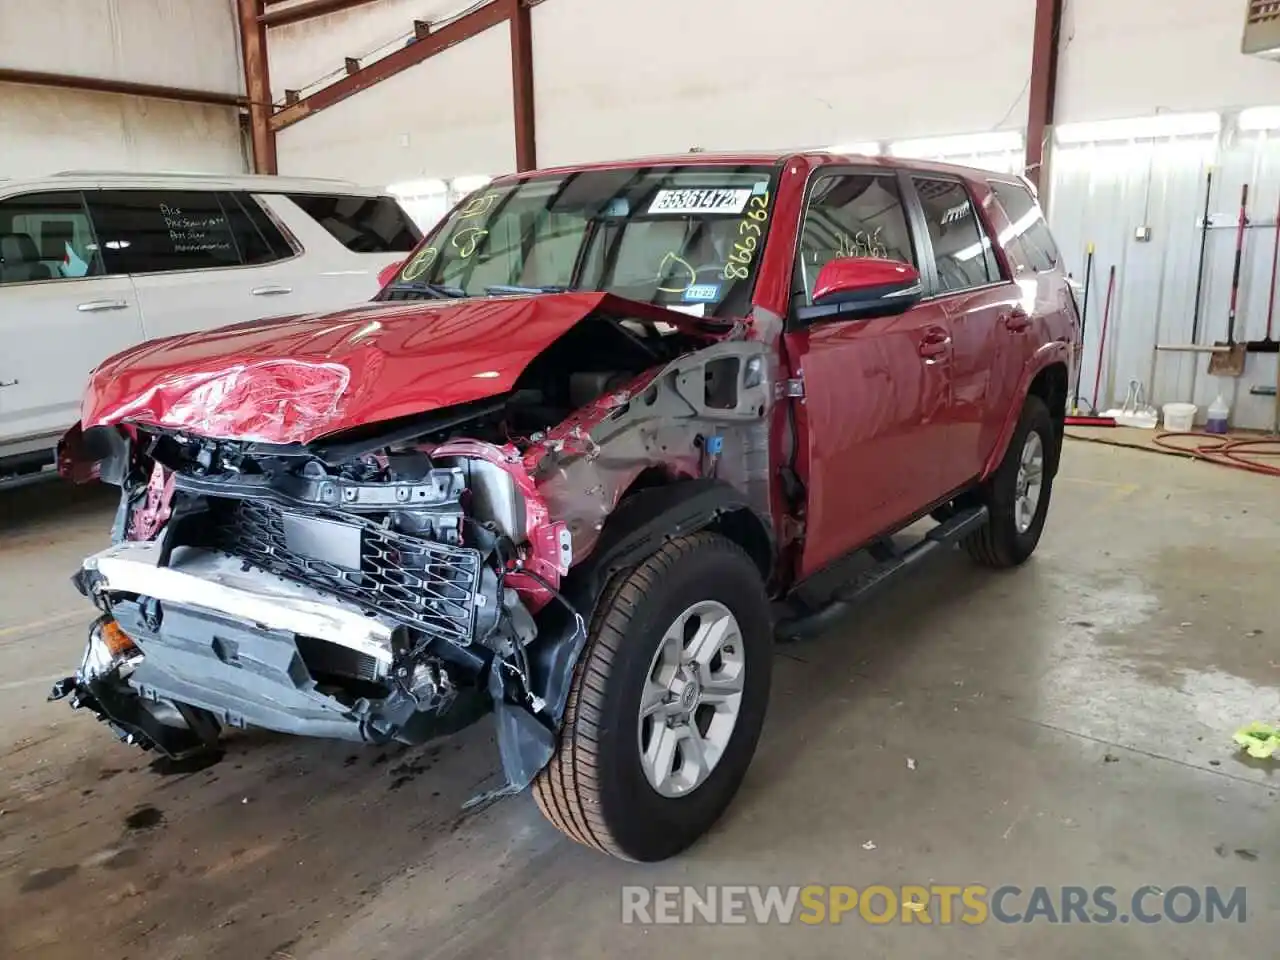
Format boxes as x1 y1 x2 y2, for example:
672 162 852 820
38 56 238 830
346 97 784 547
0 171 421 482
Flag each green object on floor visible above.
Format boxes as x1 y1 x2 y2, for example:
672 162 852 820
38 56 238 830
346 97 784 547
1232 722 1280 759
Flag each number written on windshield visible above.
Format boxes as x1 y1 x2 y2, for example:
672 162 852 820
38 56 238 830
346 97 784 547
725 191 769 281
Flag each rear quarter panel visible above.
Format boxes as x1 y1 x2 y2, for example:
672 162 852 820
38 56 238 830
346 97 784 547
971 175 1079 479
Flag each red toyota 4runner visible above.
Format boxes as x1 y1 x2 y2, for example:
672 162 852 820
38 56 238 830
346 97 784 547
55 152 1080 861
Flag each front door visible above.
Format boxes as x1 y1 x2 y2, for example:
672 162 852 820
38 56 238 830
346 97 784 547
0 190 145 449
782 169 953 579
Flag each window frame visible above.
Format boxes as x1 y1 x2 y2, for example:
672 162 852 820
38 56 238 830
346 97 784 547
231 192 302 266
787 164 925 327
900 173 1011 301
0 189 105 288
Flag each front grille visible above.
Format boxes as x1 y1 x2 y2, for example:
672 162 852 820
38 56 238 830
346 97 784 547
205 498 482 644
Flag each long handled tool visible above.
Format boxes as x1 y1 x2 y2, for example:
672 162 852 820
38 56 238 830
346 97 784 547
1208 183 1249 377
1247 191 1280 354
1090 265 1117 411
1190 168 1213 347
1071 243 1095 414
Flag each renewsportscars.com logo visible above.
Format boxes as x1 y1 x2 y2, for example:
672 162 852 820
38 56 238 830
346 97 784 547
621 884 1248 926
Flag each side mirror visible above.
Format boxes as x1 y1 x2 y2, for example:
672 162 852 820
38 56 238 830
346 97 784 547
377 259 405 288
796 257 923 325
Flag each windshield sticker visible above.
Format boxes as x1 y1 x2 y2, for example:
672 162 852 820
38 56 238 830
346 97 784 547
723 189 770 281
667 303 707 318
656 251 697 293
683 283 720 302
457 193 499 220
752 180 769 195
400 246 438 282
647 188 752 216
451 227 488 259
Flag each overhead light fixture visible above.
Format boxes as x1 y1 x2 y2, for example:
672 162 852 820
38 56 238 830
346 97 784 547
451 175 493 194
889 131 1023 158
826 142 882 156
386 178 447 197
1238 106 1280 132
1055 112 1221 144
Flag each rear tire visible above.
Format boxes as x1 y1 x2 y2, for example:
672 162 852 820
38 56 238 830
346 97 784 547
964 395 1056 568
532 532 772 861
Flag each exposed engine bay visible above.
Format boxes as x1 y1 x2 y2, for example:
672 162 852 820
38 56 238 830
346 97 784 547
52 307 778 790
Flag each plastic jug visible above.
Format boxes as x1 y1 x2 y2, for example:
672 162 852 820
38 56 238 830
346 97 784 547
1205 394 1229 434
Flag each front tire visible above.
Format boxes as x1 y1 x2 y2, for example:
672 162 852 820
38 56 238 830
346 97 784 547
964 395 1057 568
532 532 772 861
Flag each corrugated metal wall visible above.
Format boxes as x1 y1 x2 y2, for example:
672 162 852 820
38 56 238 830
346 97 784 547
1047 120 1280 430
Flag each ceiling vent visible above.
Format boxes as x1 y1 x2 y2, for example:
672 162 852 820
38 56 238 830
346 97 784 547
1243 0 1280 59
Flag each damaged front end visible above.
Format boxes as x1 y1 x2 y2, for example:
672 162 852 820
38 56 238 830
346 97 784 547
53 304 776 790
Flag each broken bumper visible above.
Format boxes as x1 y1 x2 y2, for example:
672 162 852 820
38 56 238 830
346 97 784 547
53 541 482 752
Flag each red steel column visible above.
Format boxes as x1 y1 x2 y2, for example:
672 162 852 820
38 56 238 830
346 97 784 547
509 0 537 171
1025 0 1064 191
238 0 278 174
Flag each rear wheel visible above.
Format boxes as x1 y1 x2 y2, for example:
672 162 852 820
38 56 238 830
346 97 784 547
532 532 772 861
964 395 1056 568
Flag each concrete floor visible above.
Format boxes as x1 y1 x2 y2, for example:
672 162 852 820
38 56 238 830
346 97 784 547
0 439 1275 959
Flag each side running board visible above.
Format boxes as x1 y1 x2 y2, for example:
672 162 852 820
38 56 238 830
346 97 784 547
774 505 988 641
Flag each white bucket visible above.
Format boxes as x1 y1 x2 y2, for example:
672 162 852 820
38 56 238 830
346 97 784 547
1162 402 1196 432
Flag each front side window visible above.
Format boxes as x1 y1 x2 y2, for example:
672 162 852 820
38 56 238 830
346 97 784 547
795 173 916 304
390 165 780 316
988 179 1059 273
911 178 1002 293
86 191 242 274
287 193 421 253
0 191 102 285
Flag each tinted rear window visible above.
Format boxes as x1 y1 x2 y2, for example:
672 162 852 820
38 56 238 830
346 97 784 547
989 180 1060 273
287 193 421 253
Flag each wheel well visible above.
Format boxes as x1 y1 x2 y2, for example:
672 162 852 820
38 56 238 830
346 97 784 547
611 471 774 582
1027 362 1068 473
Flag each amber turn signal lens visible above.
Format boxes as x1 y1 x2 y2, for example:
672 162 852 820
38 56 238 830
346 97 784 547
101 619 136 656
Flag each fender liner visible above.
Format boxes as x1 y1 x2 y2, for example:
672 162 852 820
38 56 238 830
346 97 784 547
496 479 774 790
981 340 1072 481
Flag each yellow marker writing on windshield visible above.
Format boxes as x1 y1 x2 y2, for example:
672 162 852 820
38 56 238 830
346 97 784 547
400 246 438 282
656 251 697 293
457 193 498 220
452 228 488 259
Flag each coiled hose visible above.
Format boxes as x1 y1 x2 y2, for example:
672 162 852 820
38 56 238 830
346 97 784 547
1151 432 1280 478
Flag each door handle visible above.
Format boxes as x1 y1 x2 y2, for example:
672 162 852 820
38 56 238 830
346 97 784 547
1003 308 1031 332
918 330 951 359
77 299 129 312
0 379 17 388
252 285 293 296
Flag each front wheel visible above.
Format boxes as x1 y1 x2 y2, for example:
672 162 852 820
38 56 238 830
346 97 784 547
532 532 772 861
964 395 1057 568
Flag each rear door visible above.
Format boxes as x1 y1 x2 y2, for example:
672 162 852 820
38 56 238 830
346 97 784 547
905 174 1019 492
85 189 305 342
782 167 954 578
0 189 145 448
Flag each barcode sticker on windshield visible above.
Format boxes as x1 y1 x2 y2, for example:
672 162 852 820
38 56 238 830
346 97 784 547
647 188 752 215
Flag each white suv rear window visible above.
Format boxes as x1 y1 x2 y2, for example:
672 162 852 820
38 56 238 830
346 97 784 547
287 193 421 253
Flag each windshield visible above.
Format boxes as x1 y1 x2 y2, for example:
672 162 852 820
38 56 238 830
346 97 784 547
389 165 780 316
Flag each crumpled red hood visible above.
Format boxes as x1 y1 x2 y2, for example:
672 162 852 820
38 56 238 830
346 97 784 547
81 292 720 445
